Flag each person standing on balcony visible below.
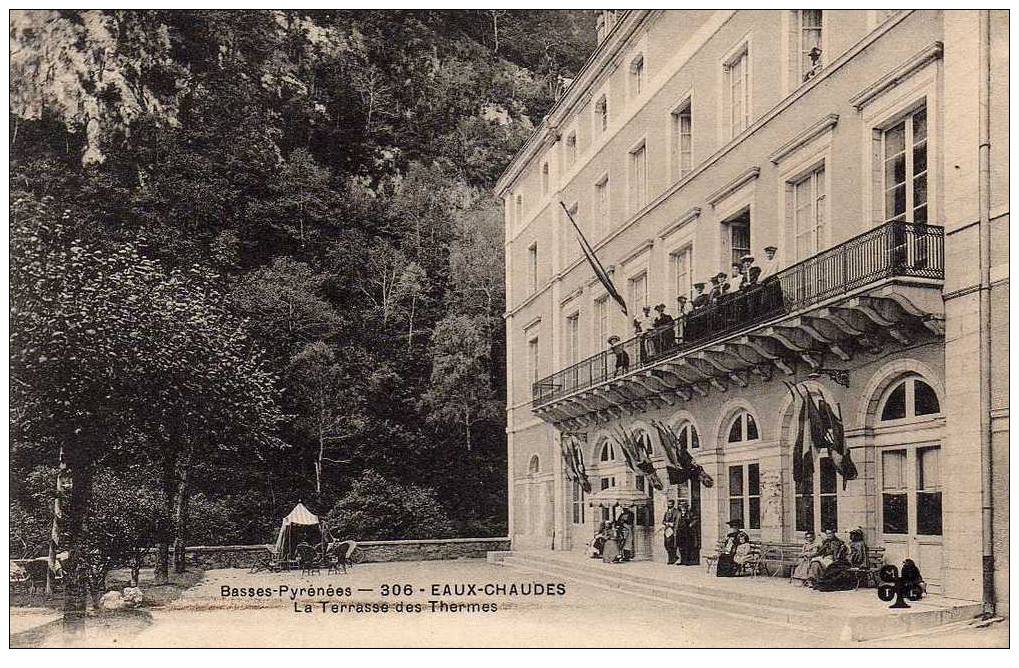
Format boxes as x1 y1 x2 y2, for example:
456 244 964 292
688 282 708 341
638 305 656 362
653 303 674 354
758 245 779 280
729 261 745 293
675 295 689 343
708 274 724 304
608 335 630 376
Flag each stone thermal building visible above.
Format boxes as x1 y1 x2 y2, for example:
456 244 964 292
496 10 1008 614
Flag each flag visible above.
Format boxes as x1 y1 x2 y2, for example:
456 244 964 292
651 420 713 488
802 387 829 452
785 382 812 490
560 434 591 493
614 428 664 490
820 398 858 488
561 201 627 316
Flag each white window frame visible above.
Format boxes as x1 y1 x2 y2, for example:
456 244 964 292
565 130 578 167
671 244 694 303
527 242 538 293
859 61 938 228
527 336 540 387
791 163 827 260
541 161 550 196
720 37 752 140
593 296 609 351
564 311 580 366
726 409 761 445
880 105 929 225
629 53 645 98
628 139 648 213
786 10 825 90
727 461 762 531
629 271 648 312
669 93 694 182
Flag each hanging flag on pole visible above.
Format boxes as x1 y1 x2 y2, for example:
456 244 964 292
561 201 627 316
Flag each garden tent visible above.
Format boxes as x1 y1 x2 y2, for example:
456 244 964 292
273 502 329 560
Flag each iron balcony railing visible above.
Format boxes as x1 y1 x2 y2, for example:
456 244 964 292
532 221 944 406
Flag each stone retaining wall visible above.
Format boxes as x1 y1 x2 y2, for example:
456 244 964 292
144 537 511 570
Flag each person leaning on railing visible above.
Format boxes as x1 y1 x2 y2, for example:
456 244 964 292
652 303 675 355
608 335 630 376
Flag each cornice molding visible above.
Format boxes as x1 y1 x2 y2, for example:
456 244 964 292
522 315 543 332
618 238 655 267
849 41 943 111
768 114 839 165
560 286 584 307
658 206 702 239
706 167 760 207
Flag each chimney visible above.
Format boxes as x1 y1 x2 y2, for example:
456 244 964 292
596 10 618 44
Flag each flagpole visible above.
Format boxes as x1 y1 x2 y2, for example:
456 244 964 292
560 201 628 316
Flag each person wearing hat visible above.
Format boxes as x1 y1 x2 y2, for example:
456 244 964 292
687 282 708 342
716 518 751 577
636 304 656 362
653 303 675 354
616 506 636 562
675 295 688 342
608 335 630 376
708 273 723 305
662 499 679 565
804 528 850 589
676 499 701 565
758 245 784 315
729 261 746 293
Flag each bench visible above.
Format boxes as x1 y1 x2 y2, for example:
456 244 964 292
846 547 886 589
704 539 764 577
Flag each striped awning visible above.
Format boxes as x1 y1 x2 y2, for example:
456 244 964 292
586 487 651 508
283 502 319 526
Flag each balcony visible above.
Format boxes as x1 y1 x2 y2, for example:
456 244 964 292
532 221 945 427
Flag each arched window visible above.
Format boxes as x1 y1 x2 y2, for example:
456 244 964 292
599 442 616 462
880 377 941 421
678 422 700 449
528 455 540 474
727 409 760 444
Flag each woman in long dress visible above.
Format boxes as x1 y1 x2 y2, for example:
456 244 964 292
791 531 819 585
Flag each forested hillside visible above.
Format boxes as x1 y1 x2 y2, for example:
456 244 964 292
9 9 595 571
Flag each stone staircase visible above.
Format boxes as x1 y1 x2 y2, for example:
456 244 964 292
488 550 983 642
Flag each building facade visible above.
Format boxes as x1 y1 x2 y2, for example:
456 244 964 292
497 10 1008 614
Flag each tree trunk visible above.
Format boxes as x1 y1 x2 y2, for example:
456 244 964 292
61 450 95 630
155 448 177 585
47 445 70 595
172 445 193 574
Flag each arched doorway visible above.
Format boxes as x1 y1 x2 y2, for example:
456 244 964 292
871 374 945 591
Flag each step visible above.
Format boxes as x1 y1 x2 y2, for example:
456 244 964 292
506 551 824 613
497 554 835 634
490 550 983 642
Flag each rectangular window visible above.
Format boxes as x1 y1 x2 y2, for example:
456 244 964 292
793 165 826 259
630 54 645 96
528 243 538 293
672 245 693 302
566 132 577 167
819 457 838 531
797 10 823 82
728 463 761 530
541 162 550 196
795 461 814 532
514 194 523 228
727 211 751 267
883 105 928 224
595 95 608 135
725 46 750 137
671 101 693 181
571 480 586 525
594 297 608 350
629 142 648 212
566 313 580 365
595 175 610 235
882 449 908 534
916 446 942 536
630 273 648 312
528 337 540 387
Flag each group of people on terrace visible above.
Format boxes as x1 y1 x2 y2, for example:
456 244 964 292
608 245 782 375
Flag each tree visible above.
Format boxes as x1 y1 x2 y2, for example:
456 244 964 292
326 471 456 541
422 315 501 450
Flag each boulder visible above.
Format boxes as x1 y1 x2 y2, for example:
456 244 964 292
98 590 125 610
122 587 144 608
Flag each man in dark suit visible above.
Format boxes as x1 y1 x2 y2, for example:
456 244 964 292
676 500 701 565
